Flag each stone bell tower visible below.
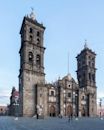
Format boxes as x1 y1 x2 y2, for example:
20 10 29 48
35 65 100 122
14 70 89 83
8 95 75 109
19 11 47 117
76 42 97 117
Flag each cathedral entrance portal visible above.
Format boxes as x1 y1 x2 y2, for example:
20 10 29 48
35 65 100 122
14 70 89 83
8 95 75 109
66 105 72 116
49 105 56 117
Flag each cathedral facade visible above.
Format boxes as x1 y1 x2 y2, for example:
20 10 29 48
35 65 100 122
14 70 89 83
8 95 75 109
19 12 97 117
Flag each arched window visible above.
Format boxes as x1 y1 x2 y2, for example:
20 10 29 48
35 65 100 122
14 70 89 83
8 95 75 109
28 52 33 62
89 61 91 66
89 73 91 81
51 90 55 96
29 28 33 33
92 62 94 67
29 35 33 42
36 54 41 65
37 38 40 45
68 92 71 98
37 31 40 36
92 74 95 82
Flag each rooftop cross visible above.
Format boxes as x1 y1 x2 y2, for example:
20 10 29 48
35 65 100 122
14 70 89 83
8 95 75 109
84 39 88 49
30 7 35 20
31 7 34 12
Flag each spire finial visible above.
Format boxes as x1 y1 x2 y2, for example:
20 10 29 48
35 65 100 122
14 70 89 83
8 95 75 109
30 7 35 20
68 52 69 75
31 7 34 12
84 39 88 49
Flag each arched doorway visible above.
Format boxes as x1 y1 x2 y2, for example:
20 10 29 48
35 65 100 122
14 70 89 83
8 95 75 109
49 105 56 117
81 107 86 116
66 105 72 116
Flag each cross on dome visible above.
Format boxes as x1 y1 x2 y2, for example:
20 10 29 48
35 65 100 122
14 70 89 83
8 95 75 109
84 39 88 49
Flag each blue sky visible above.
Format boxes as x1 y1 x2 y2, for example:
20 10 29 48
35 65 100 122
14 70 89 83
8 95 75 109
0 0 104 105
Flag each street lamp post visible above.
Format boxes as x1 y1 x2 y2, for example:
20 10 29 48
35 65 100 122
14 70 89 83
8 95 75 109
72 80 78 119
98 97 104 120
14 97 19 120
63 90 66 116
75 93 78 117
72 91 78 118
99 98 102 119
13 90 19 120
75 93 79 120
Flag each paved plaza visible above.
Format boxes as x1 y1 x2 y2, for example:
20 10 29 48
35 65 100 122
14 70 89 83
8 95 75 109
0 116 104 130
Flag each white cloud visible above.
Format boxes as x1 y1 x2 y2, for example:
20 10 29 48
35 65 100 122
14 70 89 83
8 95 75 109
0 89 11 106
0 90 11 97
0 103 7 106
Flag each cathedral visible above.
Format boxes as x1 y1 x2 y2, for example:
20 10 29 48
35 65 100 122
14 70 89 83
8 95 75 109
18 11 97 117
